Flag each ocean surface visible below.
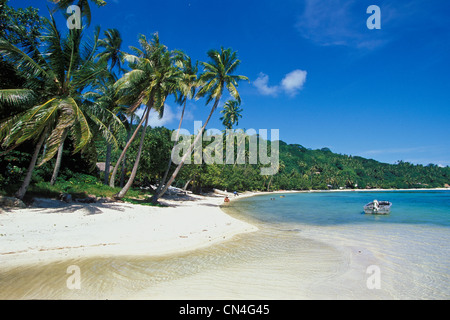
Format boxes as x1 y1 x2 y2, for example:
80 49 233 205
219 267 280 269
0 190 449 299
233 190 450 228
223 190 450 299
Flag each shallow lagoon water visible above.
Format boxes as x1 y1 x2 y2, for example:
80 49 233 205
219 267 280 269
0 191 449 299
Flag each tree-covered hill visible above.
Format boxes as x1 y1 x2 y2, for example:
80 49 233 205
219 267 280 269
274 141 449 191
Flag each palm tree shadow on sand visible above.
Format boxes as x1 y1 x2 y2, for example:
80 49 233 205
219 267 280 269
29 198 129 215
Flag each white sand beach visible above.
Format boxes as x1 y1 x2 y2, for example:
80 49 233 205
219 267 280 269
0 193 258 269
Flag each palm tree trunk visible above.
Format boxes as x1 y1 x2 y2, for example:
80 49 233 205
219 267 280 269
267 175 273 192
119 146 127 188
119 115 134 188
115 106 150 199
41 143 48 160
183 178 192 191
50 128 69 186
15 128 48 200
103 142 112 185
152 96 221 203
109 108 149 188
151 99 186 201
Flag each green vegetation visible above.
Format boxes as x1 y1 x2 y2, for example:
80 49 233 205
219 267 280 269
0 1 448 205
273 143 449 191
154 138 450 192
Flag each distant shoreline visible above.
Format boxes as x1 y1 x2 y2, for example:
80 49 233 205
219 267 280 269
225 187 450 201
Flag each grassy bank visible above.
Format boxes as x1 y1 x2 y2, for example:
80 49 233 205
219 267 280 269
17 173 153 205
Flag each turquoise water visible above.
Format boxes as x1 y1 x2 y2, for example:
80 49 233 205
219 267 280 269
230 190 450 227
223 190 450 299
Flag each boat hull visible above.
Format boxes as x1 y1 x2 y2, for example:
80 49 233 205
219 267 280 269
364 201 392 215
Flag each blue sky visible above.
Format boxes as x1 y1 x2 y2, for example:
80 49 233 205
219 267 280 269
10 0 450 166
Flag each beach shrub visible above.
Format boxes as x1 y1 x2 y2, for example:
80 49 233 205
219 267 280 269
0 149 31 193
27 172 148 201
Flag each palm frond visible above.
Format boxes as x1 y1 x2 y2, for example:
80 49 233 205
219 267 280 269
42 14 68 84
2 98 58 149
0 89 36 108
50 0 106 26
0 39 51 81
67 97 93 154
226 82 241 104
38 99 77 165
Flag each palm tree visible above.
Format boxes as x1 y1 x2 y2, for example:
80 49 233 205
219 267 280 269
96 28 124 185
0 15 114 199
150 51 200 201
153 47 248 203
110 33 181 199
84 72 126 184
50 0 106 26
97 28 124 74
108 33 160 189
220 99 243 130
48 27 123 186
119 112 138 187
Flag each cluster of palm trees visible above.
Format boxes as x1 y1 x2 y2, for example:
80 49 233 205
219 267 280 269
0 2 248 203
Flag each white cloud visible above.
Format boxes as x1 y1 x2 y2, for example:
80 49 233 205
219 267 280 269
175 104 194 122
253 70 307 97
148 104 176 127
253 73 279 96
132 106 145 122
132 104 177 127
281 70 307 95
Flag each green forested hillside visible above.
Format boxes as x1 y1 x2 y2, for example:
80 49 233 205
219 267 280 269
275 142 449 190
176 139 450 192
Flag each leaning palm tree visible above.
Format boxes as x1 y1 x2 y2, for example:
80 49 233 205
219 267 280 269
0 15 116 199
84 72 127 185
150 51 200 201
153 47 248 203
108 33 162 189
220 99 243 130
110 33 181 199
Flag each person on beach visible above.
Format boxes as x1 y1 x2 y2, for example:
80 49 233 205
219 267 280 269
224 196 230 202
234 191 239 197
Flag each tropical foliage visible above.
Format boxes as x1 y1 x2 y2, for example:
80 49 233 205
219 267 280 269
154 47 249 202
220 100 243 130
0 8 122 199
49 0 106 25
0 1 448 203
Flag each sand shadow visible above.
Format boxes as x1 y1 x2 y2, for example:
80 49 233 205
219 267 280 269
30 198 130 215
155 192 225 208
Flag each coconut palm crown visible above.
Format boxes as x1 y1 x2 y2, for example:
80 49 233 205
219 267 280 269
0 15 117 198
109 33 182 198
154 47 248 202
